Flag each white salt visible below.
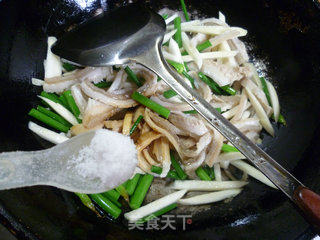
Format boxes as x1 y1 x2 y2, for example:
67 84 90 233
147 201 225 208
69 129 137 187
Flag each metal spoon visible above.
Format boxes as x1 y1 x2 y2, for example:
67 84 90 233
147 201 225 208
0 130 137 193
52 4 320 230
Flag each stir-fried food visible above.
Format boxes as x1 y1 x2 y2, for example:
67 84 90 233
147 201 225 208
28 2 284 223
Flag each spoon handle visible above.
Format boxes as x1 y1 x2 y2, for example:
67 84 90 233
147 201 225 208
293 186 320 231
0 151 47 190
133 41 320 231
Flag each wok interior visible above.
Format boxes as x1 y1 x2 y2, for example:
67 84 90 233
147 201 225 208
0 0 319 239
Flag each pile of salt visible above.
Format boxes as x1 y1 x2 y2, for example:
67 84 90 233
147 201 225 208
69 129 137 188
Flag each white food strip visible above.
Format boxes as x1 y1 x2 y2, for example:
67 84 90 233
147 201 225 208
124 189 187 222
171 180 248 191
178 189 242 205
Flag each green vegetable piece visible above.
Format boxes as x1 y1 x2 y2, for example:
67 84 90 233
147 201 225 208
173 17 182 47
221 144 239 153
90 194 121 219
129 115 144 135
163 89 177 99
125 66 142 87
37 106 71 127
63 62 78 72
94 80 112 88
131 92 171 119
28 108 69 133
170 152 187 180
151 165 163 174
260 77 272 105
129 174 154 210
198 72 222 95
125 174 142 196
180 0 190 21
195 166 211 181
62 90 81 121
75 193 96 212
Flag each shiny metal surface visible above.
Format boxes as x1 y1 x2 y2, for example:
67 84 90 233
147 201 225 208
52 4 304 199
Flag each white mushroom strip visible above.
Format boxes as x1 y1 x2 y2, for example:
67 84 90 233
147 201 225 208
216 152 246 163
71 84 87 115
231 160 277 188
244 87 274 136
182 51 238 62
163 50 181 63
125 190 187 222
144 108 183 158
169 113 208 137
241 78 272 115
266 80 280 122
222 102 251 120
181 32 202 69
44 36 62 79
201 60 245 87
83 98 120 128
179 25 247 37
166 19 201 30
205 129 224 167
81 80 137 108
178 189 242 205
165 13 179 25
28 121 68 144
31 78 44 86
171 180 248 191
205 30 242 51
213 163 222 181
191 33 208 47
183 132 212 158
107 69 126 93
39 96 78 125
168 38 183 64
245 131 260 143
163 29 177 44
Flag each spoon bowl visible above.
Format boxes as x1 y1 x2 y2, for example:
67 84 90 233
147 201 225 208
0 129 137 194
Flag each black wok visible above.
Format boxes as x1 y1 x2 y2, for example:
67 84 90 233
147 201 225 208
0 0 320 239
